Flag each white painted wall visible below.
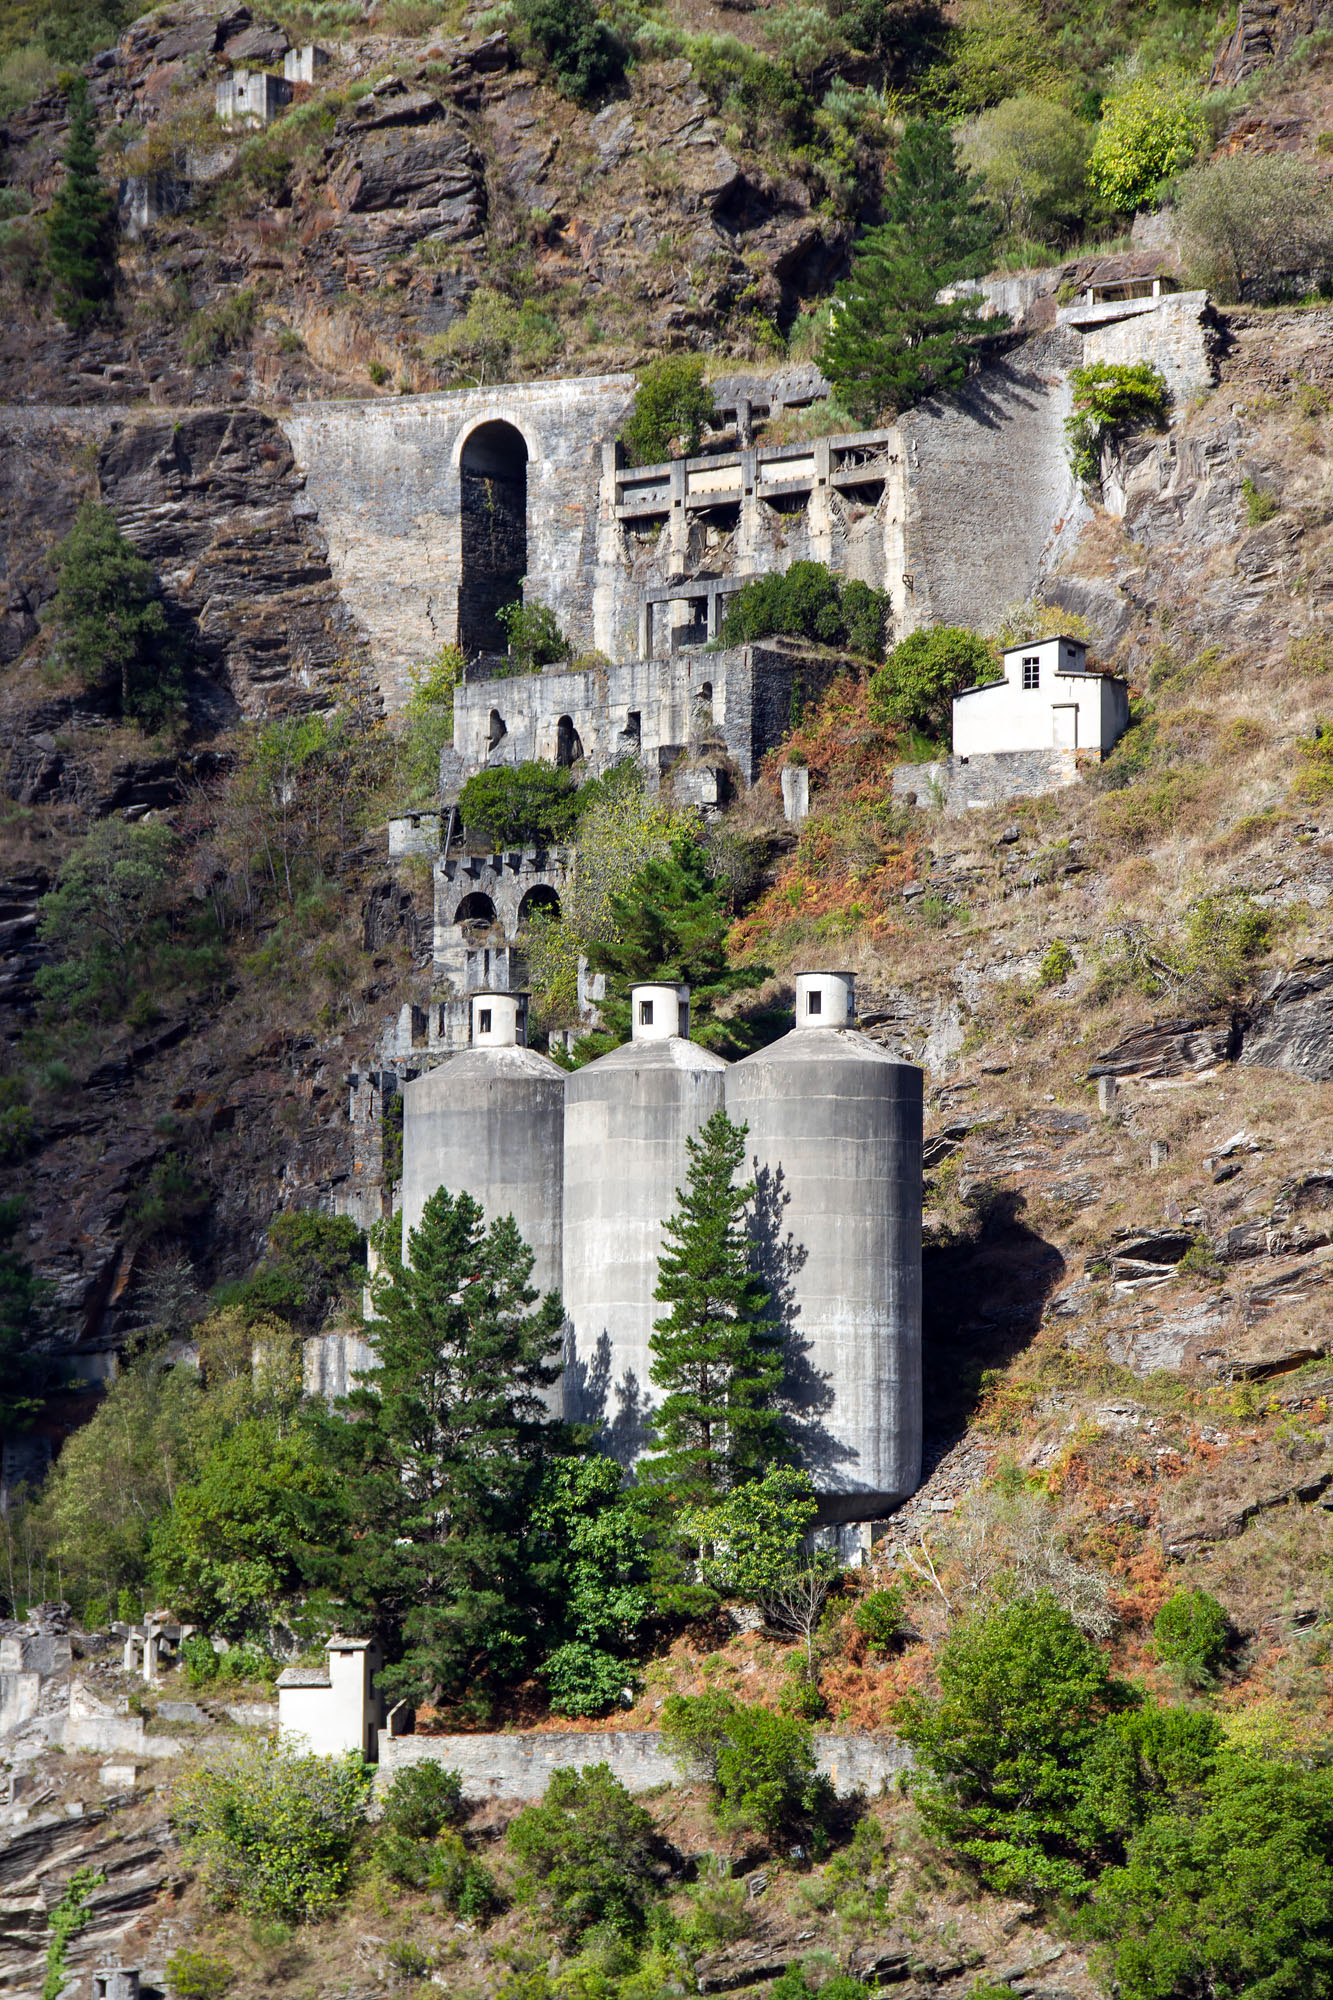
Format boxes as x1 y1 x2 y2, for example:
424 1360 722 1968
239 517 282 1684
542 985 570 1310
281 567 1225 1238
278 1643 380 1759
952 638 1127 758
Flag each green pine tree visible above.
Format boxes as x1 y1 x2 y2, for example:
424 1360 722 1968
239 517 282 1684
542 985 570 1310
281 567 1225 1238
330 1187 567 1713
642 1108 785 1511
51 501 183 730
820 118 1002 425
46 77 117 332
579 836 773 1059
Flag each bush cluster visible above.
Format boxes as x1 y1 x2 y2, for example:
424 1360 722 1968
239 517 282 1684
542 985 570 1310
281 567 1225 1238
1065 362 1170 487
718 560 890 661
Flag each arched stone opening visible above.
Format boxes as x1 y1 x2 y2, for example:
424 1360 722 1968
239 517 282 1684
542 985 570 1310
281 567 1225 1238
454 891 499 930
518 884 561 926
460 420 528 657
555 715 584 768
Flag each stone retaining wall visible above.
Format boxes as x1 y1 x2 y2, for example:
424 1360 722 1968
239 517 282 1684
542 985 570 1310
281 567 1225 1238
378 1729 913 1800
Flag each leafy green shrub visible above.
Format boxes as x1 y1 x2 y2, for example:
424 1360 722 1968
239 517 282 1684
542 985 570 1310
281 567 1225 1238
1088 73 1206 212
1177 152 1333 302
686 33 811 145
853 1585 908 1652
180 1635 279 1686
0 1081 34 1163
171 1741 372 1921
868 625 998 738
49 500 184 729
376 1824 500 1916
540 1640 632 1717
46 79 116 331
515 0 623 101
459 762 580 847
773 1971 871 2000
1152 1587 1228 1688
165 1949 234 2000
895 1592 1132 1897
507 1764 660 1941
1037 939 1075 986
1083 1753 1333 2000
1295 721 1333 802
183 287 258 366
718 560 890 661
661 1691 828 1839
429 286 562 385
42 1867 104 2000
959 95 1092 244
496 597 571 673
125 1152 208 1249
399 646 462 804
381 1761 465 1839
1242 476 1279 525
620 355 718 465
1065 362 1170 486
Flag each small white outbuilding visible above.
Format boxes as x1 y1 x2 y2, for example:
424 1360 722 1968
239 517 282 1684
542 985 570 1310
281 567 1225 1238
952 636 1128 760
277 1638 381 1760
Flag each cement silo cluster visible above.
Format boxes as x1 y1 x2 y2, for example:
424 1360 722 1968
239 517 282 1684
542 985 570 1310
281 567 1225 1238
400 973 923 1519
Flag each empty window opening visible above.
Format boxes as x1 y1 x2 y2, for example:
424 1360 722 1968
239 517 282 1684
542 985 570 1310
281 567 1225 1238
518 884 561 924
460 421 528 657
478 1008 492 1033
1022 656 1040 689
488 708 508 750
639 998 654 1026
454 891 498 929
622 709 642 745
556 714 583 767
807 990 822 1016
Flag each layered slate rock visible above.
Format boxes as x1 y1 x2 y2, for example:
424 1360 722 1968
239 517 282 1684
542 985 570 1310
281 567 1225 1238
1240 958 1333 1080
329 79 487 261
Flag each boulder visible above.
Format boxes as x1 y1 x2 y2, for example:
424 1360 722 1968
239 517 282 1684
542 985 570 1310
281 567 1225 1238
1089 1015 1238 1079
1240 959 1333 1081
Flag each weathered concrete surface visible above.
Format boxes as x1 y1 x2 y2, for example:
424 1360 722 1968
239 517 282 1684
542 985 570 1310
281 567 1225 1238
282 376 635 705
563 1034 728 1462
727 1025 923 1522
378 1728 913 1799
898 327 1090 635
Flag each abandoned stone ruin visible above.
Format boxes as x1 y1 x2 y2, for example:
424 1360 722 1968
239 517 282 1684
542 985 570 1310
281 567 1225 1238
399 973 923 1538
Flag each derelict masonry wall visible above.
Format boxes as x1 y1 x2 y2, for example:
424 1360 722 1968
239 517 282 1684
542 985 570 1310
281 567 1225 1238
897 327 1089 637
281 375 635 708
379 1728 914 1800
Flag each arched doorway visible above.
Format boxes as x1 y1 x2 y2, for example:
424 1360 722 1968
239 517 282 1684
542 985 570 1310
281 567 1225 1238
454 891 499 930
556 714 583 768
518 885 561 925
459 421 528 657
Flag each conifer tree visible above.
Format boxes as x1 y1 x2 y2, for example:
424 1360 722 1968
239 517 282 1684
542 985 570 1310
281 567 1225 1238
642 1108 785 1509
332 1187 567 1710
820 118 1001 425
46 78 117 332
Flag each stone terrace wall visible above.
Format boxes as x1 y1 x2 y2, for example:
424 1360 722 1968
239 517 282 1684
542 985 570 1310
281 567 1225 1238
379 1728 913 1800
898 328 1089 638
282 375 635 708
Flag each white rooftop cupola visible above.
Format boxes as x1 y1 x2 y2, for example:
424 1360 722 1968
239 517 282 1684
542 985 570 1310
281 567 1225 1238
631 983 690 1041
795 970 855 1028
471 990 528 1047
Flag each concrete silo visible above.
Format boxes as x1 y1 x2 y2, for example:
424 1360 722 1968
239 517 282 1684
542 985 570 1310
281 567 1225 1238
400 990 566 1311
562 983 728 1463
725 971 922 1521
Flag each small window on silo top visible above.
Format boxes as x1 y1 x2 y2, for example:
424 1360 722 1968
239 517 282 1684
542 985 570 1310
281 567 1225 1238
1022 656 1040 689
479 1009 492 1033
639 999 654 1026
807 990 822 1015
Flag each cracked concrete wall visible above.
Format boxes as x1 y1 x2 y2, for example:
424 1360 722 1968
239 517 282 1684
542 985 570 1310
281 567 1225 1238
281 375 635 707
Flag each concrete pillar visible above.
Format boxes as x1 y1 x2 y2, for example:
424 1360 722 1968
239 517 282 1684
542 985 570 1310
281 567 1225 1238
669 460 689 571
738 449 759 565
93 1971 140 2000
808 437 834 563
1150 1139 1170 1170
122 1632 138 1676
781 764 810 824
1097 1075 1118 1114
638 600 651 660
142 1627 159 1685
